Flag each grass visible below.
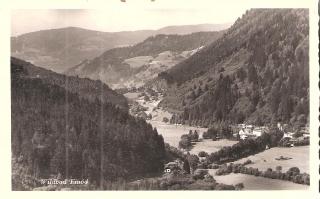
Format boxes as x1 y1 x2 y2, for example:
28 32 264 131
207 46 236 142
190 139 238 155
213 173 309 190
233 146 309 173
123 56 153 68
124 92 140 100
149 120 207 148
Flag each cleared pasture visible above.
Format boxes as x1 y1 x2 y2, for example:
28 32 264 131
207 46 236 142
233 146 309 173
214 173 309 190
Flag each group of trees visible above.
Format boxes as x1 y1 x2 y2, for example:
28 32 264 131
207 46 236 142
11 60 166 190
204 128 283 164
178 130 199 150
202 122 233 140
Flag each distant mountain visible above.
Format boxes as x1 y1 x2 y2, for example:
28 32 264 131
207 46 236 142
158 9 309 127
156 23 231 35
66 31 224 88
11 57 166 190
11 57 128 110
11 24 230 73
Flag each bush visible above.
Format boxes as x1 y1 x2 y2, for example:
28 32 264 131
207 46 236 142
179 134 192 149
295 137 309 146
215 183 236 190
276 166 282 172
235 183 244 190
242 159 253 166
197 162 208 169
287 167 300 176
215 164 234 176
192 169 209 180
204 174 216 183
208 164 220 169
198 151 209 157
163 117 169 123
188 130 199 142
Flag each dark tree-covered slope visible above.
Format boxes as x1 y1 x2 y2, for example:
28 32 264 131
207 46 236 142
11 57 128 110
11 58 165 190
159 9 309 127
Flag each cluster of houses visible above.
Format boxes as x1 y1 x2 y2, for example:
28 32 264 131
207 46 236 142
234 124 268 140
235 123 310 143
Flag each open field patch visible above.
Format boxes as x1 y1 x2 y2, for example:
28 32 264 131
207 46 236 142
233 146 309 173
214 173 309 190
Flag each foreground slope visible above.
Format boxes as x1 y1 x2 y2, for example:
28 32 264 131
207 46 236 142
159 9 309 127
11 58 166 190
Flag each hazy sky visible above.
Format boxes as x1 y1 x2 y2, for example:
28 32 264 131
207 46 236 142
11 0 308 36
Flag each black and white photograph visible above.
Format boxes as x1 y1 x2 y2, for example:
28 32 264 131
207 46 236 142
3 0 318 194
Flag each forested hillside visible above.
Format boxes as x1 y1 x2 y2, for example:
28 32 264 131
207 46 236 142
11 57 128 110
67 31 224 88
11 58 166 190
159 9 309 127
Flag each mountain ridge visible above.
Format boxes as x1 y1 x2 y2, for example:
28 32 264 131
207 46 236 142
66 31 225 88
11 23 231 73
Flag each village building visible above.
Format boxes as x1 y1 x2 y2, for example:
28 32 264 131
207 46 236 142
163 159 185 174
238 125 265 140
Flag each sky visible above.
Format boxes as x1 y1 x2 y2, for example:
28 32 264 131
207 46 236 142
10 0 309 36
10 0 246 36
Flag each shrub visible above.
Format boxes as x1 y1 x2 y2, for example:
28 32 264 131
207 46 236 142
204 174 216 183
163 117 169 123
179 134 192 149
242 159 253 166
287 167 300 175
208 164 220 169
235 183 244 190
198 151 209 157
215 183 236 190
276 166 282 172
192 169 209 180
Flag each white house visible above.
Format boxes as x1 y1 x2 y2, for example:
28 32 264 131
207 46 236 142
238 125 265 140
277 122 283 131
239 127 255 140
283 132 293 139
252 128 263 137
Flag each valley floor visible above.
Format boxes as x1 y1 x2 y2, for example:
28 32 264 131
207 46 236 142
124 91 310 190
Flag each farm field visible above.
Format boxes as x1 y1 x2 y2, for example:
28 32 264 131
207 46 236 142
124 92 140 100
233 146 309 173
190 139 238 155
214 173 309 190
149 120 207 148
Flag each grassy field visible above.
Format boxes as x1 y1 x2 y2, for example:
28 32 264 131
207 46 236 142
233 146 309 173
123 56 152 68
149 121 207 148
214 173 309 190
124 92 140 100
190 139 238 155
